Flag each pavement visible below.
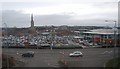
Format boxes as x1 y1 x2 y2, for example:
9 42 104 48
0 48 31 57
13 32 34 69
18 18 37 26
14 60 25 67
2 47 117 67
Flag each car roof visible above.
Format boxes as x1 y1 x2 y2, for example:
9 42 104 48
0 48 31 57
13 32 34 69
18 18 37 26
27 51 34 53
73 51 82 53
74 51 81 52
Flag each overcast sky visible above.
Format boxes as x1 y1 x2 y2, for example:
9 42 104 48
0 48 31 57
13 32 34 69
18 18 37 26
1 0 118 28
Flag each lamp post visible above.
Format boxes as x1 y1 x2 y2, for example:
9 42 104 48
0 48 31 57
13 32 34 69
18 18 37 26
105 20 109 48
113 20 117 68
4 23 9 68
50 29 53 50
105 20 117 67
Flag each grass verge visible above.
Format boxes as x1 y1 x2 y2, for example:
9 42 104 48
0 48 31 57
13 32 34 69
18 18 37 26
105 57 120 68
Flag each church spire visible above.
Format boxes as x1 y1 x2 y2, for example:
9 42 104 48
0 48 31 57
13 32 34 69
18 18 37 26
31 14 34 28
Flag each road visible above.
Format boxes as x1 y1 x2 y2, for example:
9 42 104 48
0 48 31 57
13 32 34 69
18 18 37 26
2 47 115 67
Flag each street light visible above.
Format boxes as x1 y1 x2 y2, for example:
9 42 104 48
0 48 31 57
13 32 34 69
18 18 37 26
105 20 117 46
50 26 56 50
104 20 108 47
113 20 117 68
105 20 118 67
50 29 53 50
113 21 117 48
3 23 9 68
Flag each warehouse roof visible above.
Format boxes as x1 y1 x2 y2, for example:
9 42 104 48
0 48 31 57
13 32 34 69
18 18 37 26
84 29 119 35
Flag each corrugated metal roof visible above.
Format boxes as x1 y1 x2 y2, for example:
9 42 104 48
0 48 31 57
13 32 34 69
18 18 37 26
84 29 119 35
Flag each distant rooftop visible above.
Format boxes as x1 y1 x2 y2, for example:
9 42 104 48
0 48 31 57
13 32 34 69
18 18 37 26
84 29 119 35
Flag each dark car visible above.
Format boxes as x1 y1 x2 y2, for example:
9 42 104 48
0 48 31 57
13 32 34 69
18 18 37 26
22 51 34 57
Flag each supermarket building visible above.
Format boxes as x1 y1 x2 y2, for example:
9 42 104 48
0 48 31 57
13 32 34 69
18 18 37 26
83 29 120 46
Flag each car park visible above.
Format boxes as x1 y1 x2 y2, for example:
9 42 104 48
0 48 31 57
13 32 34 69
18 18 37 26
69 51 83 57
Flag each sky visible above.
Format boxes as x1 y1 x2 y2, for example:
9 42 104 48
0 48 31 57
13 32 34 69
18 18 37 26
1 0 119 28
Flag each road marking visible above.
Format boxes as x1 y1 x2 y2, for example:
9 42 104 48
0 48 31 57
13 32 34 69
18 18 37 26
101 51 108 54
48 63 50 65
101 51 113 54
108 51 112 53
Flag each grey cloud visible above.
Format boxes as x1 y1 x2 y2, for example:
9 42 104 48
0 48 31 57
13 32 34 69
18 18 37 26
0 0 118 3
34 14 72 26
2 2 69 11
2 10 30 27
92 2 117 8
2 10 73 27
2 10 116 28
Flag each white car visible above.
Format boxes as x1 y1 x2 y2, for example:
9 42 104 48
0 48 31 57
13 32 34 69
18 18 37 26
81 46 87 49
69 51 83 57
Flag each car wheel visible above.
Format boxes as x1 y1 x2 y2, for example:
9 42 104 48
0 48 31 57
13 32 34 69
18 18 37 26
28 55 30 57
22 55 24 57
30 55 32 57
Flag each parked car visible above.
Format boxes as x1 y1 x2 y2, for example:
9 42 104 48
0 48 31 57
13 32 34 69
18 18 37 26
69 51 83 57
81 46 87 49
22 51 34 57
